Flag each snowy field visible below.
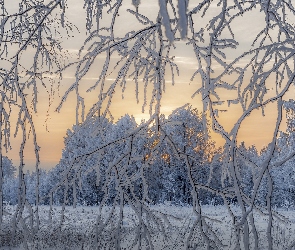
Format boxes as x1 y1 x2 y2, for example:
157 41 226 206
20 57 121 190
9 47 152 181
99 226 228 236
1 204 295 249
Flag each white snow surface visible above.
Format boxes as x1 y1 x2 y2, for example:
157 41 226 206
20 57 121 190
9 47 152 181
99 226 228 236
1 204 295 249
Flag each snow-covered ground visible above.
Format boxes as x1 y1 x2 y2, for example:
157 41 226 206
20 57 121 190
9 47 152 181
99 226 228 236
1 204 295 249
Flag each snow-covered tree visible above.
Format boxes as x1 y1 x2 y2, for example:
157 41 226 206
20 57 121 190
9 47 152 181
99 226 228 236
268 100 295 208
1 0 295 248
2 157 18 205
1 157 16 179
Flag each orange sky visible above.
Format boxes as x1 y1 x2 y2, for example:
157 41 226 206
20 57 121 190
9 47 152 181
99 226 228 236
3 0 294 171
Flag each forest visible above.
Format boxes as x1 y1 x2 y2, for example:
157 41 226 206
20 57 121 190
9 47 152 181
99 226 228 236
2 102 295 209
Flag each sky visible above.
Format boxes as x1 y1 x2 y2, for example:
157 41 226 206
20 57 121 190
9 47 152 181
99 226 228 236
3 0 294 171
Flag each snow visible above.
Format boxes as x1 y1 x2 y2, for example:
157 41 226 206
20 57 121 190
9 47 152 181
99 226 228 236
1 204 295 249
178 0 188 39
159 0 174 42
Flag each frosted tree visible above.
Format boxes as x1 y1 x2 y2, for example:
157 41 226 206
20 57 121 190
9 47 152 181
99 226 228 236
0 0 73 247
1 156 16 179
1 0 295 249
1 157 17 205
269 100 295 208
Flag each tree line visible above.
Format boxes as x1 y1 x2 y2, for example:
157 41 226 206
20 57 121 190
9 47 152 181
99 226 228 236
3 104 295 208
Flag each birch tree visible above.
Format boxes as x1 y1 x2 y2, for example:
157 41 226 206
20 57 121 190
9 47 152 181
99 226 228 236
1 0 295 249
0 1 72 247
